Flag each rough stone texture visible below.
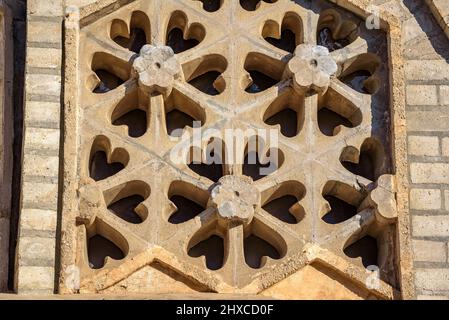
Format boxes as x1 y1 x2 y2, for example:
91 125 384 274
284 44 338 94
409 189 441 211
132 45 182 97
408 136 439 157
13 0 63 295
402 0 449 299
210 176 260 227
57 0 408 300
1 0 448 299
0 0 13 292
412 216 449 238
412 240 446 263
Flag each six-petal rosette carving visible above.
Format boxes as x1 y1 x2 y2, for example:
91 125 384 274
284 44 338 94
132 45 183 97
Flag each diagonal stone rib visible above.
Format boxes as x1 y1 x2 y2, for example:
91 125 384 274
318 208 376 249
86 31 137 64
330 37 369 65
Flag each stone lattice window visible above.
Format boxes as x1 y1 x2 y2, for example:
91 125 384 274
61 0 410 299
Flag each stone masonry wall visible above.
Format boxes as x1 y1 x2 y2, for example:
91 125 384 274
402 0 449 300
373 0 449 300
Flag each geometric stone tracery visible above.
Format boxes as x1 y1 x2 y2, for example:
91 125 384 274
65 0 400 296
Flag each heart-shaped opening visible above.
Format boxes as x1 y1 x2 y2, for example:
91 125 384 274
89 135 129 181
340 138 385 182
166 11 205 54
165 89 206 137
240 0 278 11
344 235 378 268
112 89 148 138
111 11 151 53
317 9 358 52
167 181 209 224
339 53 381 94
243 219 286 269
183 54 228 95
86 220 128 269
89 52 131 93
103 180 151 224
188 234 224 270
317 87 362 136
263 88 305 137
262 12 303 53
244 53 285 94
243 137 284 181
321 181 363 224
262 181 306 224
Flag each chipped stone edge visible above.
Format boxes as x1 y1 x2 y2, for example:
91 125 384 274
58 0 415 299
425 0 449 40
14 0 64 294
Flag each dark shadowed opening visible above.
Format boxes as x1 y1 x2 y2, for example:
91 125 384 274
88 235 125 269
167 28 200 54
322 195 358 224
344 236 378 268
244 235 280 269
169 195 205 224
90 151 125 181
189 235 224 270
265 29 296 53
112 109 147 138
265 108 298 137
108 195 145 224
262 195 299 224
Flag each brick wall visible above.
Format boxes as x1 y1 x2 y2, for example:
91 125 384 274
402 0 449 300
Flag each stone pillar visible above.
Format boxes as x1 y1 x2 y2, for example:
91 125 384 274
0 0 13 292
14 0 63 294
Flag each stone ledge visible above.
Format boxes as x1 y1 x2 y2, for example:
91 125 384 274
0 293 274 300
